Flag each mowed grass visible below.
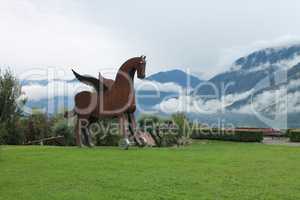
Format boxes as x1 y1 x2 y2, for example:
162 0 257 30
1 141 300 200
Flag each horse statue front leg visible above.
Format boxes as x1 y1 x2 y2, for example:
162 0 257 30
118 114 131 150
127 113 156 147
127 113 146 147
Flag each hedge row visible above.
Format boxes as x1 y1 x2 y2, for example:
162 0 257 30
289 129 300 142
95 132 122 146
191 129 263 142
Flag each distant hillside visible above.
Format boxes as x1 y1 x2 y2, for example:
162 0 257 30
147 69 203 88
158 44 300 128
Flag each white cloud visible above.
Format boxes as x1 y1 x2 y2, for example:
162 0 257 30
156 78 300 116
155 89 253 114
0 0 130 77
22 81 92 101
3 0 300 79
218 35 300 74
22 79 183 101
135 80 183 93
233 81 300 114
288 79 300 90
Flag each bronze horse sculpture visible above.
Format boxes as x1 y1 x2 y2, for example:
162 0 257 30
69 56 155 148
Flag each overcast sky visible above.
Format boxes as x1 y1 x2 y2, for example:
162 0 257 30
1 0 300 79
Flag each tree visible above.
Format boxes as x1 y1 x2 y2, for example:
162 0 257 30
26 110 52 142
0 69 26 144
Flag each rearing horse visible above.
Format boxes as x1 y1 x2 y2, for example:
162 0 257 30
70 56 154 148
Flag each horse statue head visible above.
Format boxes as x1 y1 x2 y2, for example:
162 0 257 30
135 55 146 79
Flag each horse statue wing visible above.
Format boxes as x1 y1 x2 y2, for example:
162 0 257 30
72 69 108 92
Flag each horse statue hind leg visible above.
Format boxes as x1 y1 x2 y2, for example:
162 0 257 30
118 113 149 149
127 113 147 147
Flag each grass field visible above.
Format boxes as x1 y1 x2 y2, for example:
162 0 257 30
1 141 300 200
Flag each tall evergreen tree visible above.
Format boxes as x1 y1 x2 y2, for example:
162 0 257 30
0 69 26 144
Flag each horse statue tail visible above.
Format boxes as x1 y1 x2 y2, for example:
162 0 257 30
72 69 108 92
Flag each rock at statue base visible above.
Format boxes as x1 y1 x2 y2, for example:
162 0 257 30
138 131 156 147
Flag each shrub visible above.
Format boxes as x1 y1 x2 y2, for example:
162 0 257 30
290 130 300 142
191 128 263 142
158 133 191 147
158 133 178 147
0 123 7 145
235 130 264 142
23 112 52 143
0 119 24 145
282 129 290 138
286 129 300 138
52 120 74 146
171 113 190 137
95 132 122 146
138 114 191 147
138 114 160 134
94 118 122 146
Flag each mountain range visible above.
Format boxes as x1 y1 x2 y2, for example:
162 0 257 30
21 44 300 128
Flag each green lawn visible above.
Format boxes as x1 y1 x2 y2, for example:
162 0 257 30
1 141 300 200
